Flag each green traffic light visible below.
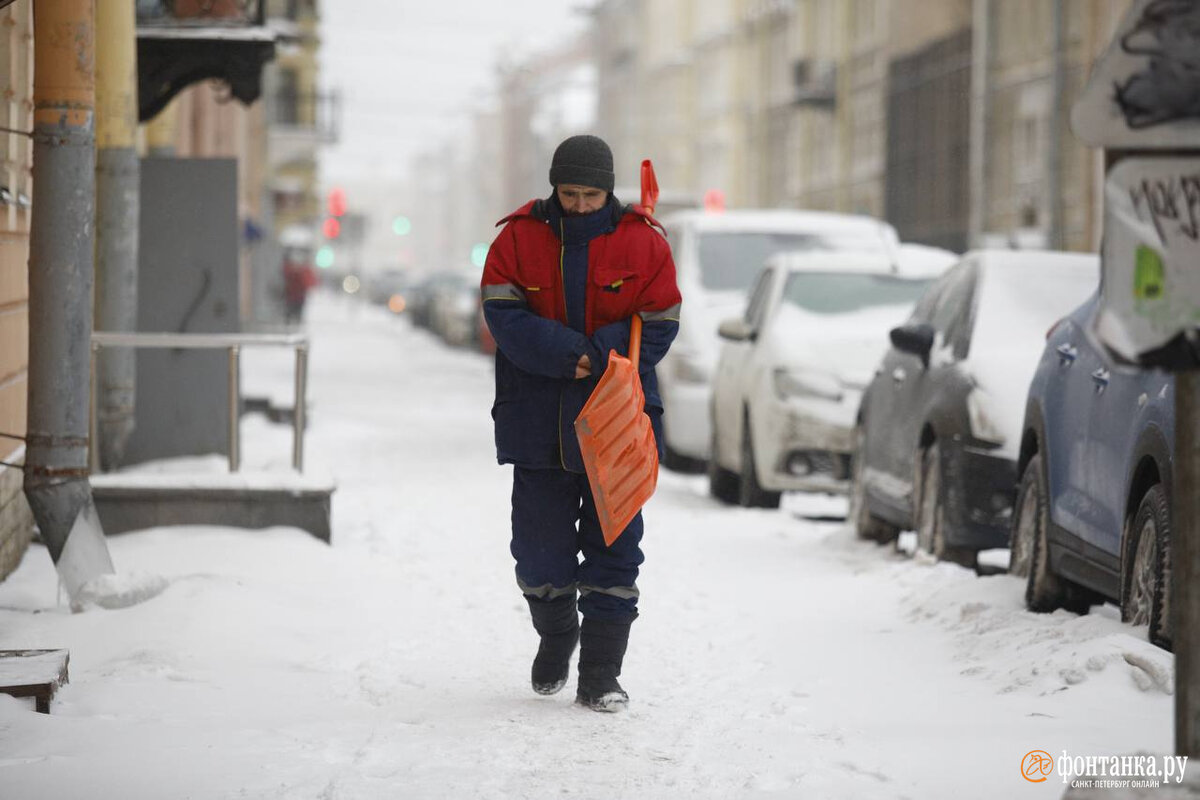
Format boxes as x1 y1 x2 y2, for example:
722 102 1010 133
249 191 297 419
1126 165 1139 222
470 243 488 268
316 245 335 269
392 216 412 236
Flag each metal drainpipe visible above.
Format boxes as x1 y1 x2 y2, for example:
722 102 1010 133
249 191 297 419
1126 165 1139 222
25 0 116 599
1046 0 1065 251
94 0 139 471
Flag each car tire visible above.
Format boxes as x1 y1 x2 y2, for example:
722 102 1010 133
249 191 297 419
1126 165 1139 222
915 443 976 568
1025 455 1094 615
849 424 899 544
663 441 704 474
707 418 739 505
1009 454 1042 578
738 413 781 509
1122 484 1172 651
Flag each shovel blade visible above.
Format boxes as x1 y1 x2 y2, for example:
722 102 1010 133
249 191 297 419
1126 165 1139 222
575 351 659 546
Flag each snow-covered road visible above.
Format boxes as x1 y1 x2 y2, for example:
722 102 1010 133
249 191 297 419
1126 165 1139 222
0 291 1176 799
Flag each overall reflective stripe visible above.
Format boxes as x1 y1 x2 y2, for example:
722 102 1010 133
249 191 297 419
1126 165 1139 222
638 303 681 323
481 283 526 304
518 577 578 600
578 583 640 600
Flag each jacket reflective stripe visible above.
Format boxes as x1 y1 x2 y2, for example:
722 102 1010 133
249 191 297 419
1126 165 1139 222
517 577 577 599
482 282 526 304
579 583 640 600
638 303 681 323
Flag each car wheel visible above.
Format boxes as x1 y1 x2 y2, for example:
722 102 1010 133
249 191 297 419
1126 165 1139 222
1025 456 1093 615
707 417 739 505
1123 484 1172 651
1009 454 1042 578
738 413 781 509
849 425 898 543
915 443 976 568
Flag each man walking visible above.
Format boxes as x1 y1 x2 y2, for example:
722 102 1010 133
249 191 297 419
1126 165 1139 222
480 135 681 711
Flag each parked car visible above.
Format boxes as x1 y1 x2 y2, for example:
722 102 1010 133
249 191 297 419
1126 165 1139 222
428 272 480 347
708 251 945 507
657 208 901 472
365 268 411 309
1009 292 1174 648
849 250 1099 567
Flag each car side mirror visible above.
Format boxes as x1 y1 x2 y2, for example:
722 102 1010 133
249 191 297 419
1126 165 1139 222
890 323 936 367
717 318 755 342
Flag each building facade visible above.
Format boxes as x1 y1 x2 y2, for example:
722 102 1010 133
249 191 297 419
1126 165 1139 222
0 1 33 580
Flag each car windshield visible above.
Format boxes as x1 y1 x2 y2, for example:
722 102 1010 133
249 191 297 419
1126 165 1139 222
697 231 883 291
781 272 933 315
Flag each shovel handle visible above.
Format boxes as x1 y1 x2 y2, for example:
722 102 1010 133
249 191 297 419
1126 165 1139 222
629 314 642 371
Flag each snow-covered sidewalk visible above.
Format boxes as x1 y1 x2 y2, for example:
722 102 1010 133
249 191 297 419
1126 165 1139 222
0 291 1175 799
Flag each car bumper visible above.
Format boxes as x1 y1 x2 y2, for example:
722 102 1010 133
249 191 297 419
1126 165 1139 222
757 392 858 494
942 441 1017 551
661 379 712 460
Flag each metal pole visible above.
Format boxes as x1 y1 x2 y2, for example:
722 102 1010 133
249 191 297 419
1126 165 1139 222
228 346 240 473
94 0 141 471
89 343 99 476
25 0 116 596
968 0 991 247
293 344 308 472
1046 0 1065 250
1175 369 1200 756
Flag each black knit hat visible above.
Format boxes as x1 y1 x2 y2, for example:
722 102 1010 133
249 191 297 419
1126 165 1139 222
548 134 615 193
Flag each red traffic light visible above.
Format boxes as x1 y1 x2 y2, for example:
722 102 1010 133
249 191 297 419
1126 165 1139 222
327 187 347 218
322 217 341 239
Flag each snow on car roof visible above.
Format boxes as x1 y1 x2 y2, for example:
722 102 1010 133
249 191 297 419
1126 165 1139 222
659 208 896 235
766 248 950 279
767 250 895 275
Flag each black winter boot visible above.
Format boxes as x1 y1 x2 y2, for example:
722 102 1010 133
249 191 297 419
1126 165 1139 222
575 617 633 712
525 594 580 695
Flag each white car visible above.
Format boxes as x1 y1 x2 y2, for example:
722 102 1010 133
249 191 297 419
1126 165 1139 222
709 250 948 508
657 209 901 471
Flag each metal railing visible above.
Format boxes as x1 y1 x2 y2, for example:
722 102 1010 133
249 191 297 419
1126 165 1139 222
90 332 309 474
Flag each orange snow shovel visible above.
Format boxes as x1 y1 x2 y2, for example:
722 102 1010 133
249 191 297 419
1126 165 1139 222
573 160 662 546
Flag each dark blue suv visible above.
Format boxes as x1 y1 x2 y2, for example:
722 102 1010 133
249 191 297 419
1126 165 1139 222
1010 293 1174 649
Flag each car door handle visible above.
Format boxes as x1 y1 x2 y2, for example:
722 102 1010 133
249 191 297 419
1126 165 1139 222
1056 343 1077 364
892 367 907 383
1091 368 1110 390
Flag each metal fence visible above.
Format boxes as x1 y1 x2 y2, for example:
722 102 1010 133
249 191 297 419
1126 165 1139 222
90 332 309 474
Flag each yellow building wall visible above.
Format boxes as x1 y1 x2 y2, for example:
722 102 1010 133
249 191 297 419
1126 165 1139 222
0 0 35 580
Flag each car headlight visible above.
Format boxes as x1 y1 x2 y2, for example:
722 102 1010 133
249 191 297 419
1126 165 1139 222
773 368 843 402
966 387 1007 447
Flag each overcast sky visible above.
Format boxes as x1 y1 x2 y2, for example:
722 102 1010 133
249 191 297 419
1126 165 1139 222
318 1 589 184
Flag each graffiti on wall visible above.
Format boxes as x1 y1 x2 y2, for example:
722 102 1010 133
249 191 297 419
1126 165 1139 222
1114 0 1200 129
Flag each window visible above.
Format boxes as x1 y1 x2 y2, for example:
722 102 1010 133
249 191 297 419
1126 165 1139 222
929 263 978 357
696 231 887 291
781 272 933 315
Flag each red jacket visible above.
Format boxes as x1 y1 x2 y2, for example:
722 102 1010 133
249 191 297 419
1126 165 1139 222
484 199 681 335
481 198 681 470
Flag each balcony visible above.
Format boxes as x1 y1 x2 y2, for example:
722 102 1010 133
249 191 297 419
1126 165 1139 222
269 90 340 142
135 0 277 122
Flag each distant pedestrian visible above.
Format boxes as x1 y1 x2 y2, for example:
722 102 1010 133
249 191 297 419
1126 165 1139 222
282 249 318 324
480 135 681 711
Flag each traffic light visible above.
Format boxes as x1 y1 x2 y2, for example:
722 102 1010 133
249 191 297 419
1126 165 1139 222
327 187 347 218
315 245 335 269
322 216 341 239
470 243 488 268
392 215 412 236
